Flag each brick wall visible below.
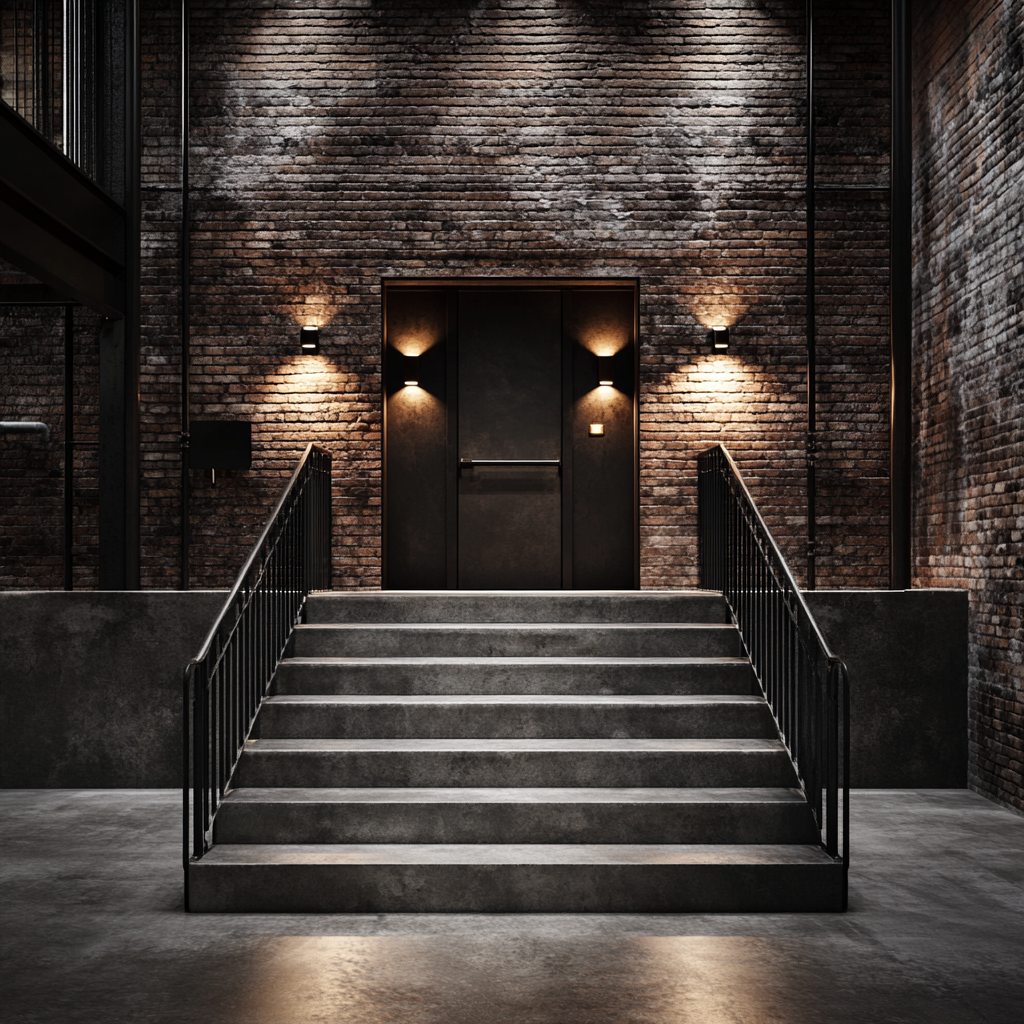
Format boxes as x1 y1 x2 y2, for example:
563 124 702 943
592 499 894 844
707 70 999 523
913 0 1024 812
0 263 103 590
131 0 893 591
1 1 896 593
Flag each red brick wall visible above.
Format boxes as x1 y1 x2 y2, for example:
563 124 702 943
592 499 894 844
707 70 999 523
131 0 893 591
913 0 1024 812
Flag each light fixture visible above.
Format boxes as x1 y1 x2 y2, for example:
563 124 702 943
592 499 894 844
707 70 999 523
597 356 614 386
403 354 420 386
708 325 729 350
589 423 604 436
300 325 319 353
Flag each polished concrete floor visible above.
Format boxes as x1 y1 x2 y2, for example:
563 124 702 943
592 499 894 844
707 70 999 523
1 789 1021 1024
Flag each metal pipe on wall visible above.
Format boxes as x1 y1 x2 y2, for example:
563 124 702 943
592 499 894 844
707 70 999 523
890 0 912 589
64 302 74 590
806 0 817 590
180 0 191 590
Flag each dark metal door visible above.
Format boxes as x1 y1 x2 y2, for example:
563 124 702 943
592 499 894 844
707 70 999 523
384 282 638 591
457 289 563 588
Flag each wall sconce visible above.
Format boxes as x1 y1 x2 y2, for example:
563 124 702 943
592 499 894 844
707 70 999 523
597 356 614 386
300 325 319 353
403 355 420 386
708 325 729 350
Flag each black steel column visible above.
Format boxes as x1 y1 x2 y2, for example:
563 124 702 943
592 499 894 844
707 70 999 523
124 0 141 588
64 304 74 590
890 0 912 589
99 316 127 588
180 0 191 590
99 0 141 589
806 0 817 590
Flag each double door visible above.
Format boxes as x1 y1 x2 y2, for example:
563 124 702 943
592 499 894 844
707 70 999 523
384 282 637 590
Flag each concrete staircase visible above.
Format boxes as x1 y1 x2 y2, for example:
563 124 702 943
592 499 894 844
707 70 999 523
188 592 844 912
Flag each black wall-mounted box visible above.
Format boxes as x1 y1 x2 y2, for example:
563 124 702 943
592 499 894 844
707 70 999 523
189 421 252 470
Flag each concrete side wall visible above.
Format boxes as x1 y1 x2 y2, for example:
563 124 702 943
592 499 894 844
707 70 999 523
0 592 226 787
806 590 968 788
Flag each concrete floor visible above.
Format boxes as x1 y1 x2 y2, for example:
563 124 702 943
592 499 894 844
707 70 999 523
1 790 1021 1024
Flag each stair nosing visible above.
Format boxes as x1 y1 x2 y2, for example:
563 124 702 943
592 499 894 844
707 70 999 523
243 737 788 752
278 656 751 665
294 622 738 631
262 694 766 705
194 842 836 866
220 786 809 804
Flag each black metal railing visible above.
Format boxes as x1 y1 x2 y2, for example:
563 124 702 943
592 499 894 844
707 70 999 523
698 443 849 905
183 444 331 894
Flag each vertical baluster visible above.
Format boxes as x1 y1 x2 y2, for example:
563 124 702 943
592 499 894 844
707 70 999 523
787 610 796 767
753 536 761 679
194 665 205 856
826 663 839 857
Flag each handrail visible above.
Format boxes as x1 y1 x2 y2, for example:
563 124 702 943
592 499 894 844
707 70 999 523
183 443 331 907
698 443 849 908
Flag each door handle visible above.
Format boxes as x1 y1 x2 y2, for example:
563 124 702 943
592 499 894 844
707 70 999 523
460 458 561 471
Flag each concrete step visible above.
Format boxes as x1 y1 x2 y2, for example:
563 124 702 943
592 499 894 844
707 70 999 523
234 738 799 789
213 786 822 845
305 590 729 624
272 657 756 696
254 694 779 740
289 623 741 659
188 842 845 912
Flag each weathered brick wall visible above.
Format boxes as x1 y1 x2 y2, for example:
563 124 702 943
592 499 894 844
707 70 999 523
132 0 893 591
0 263 102 590
913 0 1024 813
1 1 895 593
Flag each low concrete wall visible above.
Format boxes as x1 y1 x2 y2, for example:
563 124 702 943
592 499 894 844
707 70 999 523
1 588 967 789
805 589 968 788
0 592 226 787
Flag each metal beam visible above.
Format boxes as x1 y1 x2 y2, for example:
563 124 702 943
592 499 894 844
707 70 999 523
890 0 912 589
0 284 78 305
122 0 142 589
0 101 125 317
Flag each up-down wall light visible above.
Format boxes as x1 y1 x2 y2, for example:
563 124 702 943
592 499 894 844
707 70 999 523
708 325 729 350
403 355 420 386
597 356 614 387
300 325 320 353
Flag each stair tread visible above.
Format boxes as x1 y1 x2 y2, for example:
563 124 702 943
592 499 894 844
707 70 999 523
280 656 750 666
196 842 836 866
245 737 786 752
221 786 808 804
311 589 722 596
263 694 765 706
295 622 737 631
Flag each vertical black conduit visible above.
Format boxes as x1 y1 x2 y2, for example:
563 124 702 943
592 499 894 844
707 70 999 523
64 304 74 590
180 0 191 590
805 0 817 590
890 0 912 589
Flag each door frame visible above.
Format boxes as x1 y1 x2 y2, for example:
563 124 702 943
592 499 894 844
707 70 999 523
382 277 640 589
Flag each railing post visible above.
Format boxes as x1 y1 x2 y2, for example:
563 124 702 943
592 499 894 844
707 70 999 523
184 444 332 887
697 443 849 881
